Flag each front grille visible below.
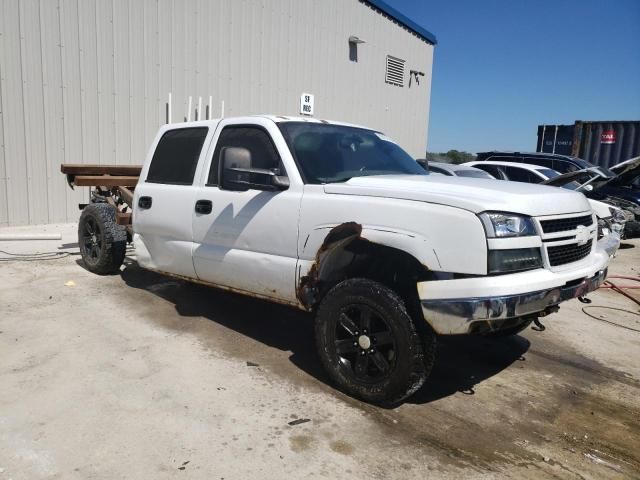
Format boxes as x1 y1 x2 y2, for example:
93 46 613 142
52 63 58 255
547 240 593 266
540 214 593 234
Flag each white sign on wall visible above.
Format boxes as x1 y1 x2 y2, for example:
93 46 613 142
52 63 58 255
300 93 314 116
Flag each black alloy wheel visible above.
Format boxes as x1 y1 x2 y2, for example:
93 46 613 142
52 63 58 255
81 216 103 265
334 304 397 382
77 203 127 274
315 278 435 406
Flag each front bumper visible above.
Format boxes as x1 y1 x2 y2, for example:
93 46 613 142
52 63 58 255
419 234 619 335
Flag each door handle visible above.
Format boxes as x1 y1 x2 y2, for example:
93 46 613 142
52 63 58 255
195 199 213 214
138 196 152 209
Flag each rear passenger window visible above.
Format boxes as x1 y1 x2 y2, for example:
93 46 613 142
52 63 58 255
207 126 283 185
146 127 208 185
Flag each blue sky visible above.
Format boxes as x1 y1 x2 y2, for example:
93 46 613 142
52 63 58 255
384 0 640 153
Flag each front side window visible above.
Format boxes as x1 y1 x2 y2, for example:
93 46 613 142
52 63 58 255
278 122 426 184
503 166 543 183
208 126 283 185
474 164 505 179
146 127 208 185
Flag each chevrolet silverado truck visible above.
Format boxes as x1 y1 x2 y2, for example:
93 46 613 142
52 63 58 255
61 116 620 405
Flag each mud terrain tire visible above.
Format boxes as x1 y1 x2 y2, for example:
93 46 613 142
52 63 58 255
78 203 127 274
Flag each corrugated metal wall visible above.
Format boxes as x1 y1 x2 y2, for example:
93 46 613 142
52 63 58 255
0 0 433 226
573 121 640 169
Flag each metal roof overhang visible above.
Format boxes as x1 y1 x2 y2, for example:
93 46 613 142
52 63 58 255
364 0 438 45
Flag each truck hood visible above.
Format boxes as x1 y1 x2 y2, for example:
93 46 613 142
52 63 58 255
323 175 591 216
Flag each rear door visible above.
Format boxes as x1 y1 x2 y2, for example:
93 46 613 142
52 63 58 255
133 125 212 278
191 118 303 304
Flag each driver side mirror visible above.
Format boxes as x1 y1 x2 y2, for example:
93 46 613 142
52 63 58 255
220 147 289 191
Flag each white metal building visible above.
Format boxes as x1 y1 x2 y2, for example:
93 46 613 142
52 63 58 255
0 0 436 226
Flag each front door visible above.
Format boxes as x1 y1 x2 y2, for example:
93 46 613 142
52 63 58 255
192 121 302 304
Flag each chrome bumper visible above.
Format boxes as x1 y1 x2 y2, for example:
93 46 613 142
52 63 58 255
421 268 608 335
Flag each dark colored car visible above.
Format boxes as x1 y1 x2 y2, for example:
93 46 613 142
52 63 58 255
476 151 615 178
477 151 639 211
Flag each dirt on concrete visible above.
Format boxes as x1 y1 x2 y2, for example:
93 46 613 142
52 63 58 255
1 223 639 479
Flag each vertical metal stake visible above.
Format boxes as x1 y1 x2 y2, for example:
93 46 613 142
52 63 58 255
187 96 192 122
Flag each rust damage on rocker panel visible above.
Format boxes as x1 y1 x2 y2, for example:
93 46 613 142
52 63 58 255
297 222 365 309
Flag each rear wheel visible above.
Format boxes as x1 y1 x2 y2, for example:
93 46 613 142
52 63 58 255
314 278 435 406
78 203 127 274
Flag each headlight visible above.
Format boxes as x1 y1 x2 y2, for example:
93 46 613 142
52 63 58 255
479 212 537 238
488 248 542 274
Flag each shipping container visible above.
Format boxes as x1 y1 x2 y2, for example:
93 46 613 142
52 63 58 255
536 125 574 156
537 121 640 169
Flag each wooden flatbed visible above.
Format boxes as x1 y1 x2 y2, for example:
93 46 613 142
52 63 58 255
61 163 142 228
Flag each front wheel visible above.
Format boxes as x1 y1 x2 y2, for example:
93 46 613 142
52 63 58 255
78 203 127 275
314 278 435 406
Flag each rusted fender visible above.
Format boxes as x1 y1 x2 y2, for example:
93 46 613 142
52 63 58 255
296 222 440 308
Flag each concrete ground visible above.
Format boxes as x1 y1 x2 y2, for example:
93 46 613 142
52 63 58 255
1 223 639 479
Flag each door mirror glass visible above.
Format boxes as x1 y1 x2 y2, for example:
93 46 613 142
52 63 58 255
221 147 252 191
221 146 289 191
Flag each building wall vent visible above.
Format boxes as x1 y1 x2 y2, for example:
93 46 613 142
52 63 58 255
385 55 405 87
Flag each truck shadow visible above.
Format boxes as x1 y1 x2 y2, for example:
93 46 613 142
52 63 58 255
120 262 529 405
409 335 530 404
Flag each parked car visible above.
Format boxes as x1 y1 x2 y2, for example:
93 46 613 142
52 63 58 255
416 160 495 179
476 151 615 178
477 152 639 212
537 156 640 238
62 116 619 405
464 161 629 237
576 157 640 237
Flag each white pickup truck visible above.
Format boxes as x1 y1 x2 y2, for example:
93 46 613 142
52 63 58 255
66 115 619 405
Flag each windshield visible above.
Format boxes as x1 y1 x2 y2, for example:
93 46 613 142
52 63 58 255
278 122 427 184
456 169 494 179
569 157 615 177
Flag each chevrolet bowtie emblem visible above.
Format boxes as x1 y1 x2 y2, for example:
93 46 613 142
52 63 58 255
575 225 591 246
